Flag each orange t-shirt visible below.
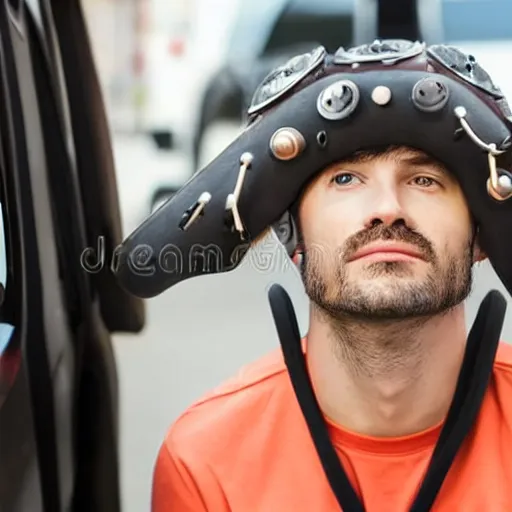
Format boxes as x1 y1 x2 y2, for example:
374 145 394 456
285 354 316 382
152 341 512 511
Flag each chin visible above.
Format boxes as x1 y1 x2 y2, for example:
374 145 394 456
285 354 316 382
345 274 432 299
350 270 418 284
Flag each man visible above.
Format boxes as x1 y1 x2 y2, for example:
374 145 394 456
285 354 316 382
151 144 512 511
113 39 512 510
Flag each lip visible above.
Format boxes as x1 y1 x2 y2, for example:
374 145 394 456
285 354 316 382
348 242 425 262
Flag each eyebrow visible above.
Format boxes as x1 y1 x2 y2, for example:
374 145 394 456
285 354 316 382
399 154 450 175
332 153 449 173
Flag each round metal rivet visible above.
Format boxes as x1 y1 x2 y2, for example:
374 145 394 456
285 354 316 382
412 78 450 112
317 80 360 121
486 172 512 201
240 152 254 166
371 85 392 106
270 127 306 161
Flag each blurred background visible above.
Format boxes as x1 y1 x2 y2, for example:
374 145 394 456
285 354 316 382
80 1 512 510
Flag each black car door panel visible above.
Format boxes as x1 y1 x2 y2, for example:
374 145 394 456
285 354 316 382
0 0 130 510
0 1 74 509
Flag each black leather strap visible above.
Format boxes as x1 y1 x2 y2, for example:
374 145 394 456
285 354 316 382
268 284 365 511
409 290 506 511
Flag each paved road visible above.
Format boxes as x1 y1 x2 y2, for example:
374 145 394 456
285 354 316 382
110 133 512 512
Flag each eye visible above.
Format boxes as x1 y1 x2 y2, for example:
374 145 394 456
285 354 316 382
331 172 361 186
412 176 440 188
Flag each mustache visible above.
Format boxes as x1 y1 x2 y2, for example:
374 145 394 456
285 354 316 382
342 222 437 263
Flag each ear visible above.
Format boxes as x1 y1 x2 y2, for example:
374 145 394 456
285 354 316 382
473 247 488 264
472 230 488 264
292 245 304 266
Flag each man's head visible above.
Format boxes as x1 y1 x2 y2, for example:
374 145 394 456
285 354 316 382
295 145 485 321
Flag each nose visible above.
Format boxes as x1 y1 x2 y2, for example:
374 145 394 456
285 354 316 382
363 185 411 229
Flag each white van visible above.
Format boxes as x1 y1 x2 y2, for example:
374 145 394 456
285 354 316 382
138 0 241 151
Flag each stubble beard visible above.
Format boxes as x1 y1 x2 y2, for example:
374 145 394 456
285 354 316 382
300 223 475 322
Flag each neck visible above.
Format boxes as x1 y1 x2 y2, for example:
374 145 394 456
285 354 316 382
306 304 467 437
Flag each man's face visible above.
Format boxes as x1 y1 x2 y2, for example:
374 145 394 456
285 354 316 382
298 146 479 320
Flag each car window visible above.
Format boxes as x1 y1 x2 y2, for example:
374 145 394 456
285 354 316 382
442 0 512 43
224 0 288 62
262 0 355 55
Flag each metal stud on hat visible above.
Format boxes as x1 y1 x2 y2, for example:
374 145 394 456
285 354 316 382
317 79 360 121
270 127 306 161
486 147 512 201
371 86 392 106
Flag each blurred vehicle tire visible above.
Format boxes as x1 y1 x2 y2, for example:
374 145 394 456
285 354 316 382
197 119 243 170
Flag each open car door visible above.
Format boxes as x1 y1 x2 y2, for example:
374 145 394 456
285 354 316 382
0 0 145 511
